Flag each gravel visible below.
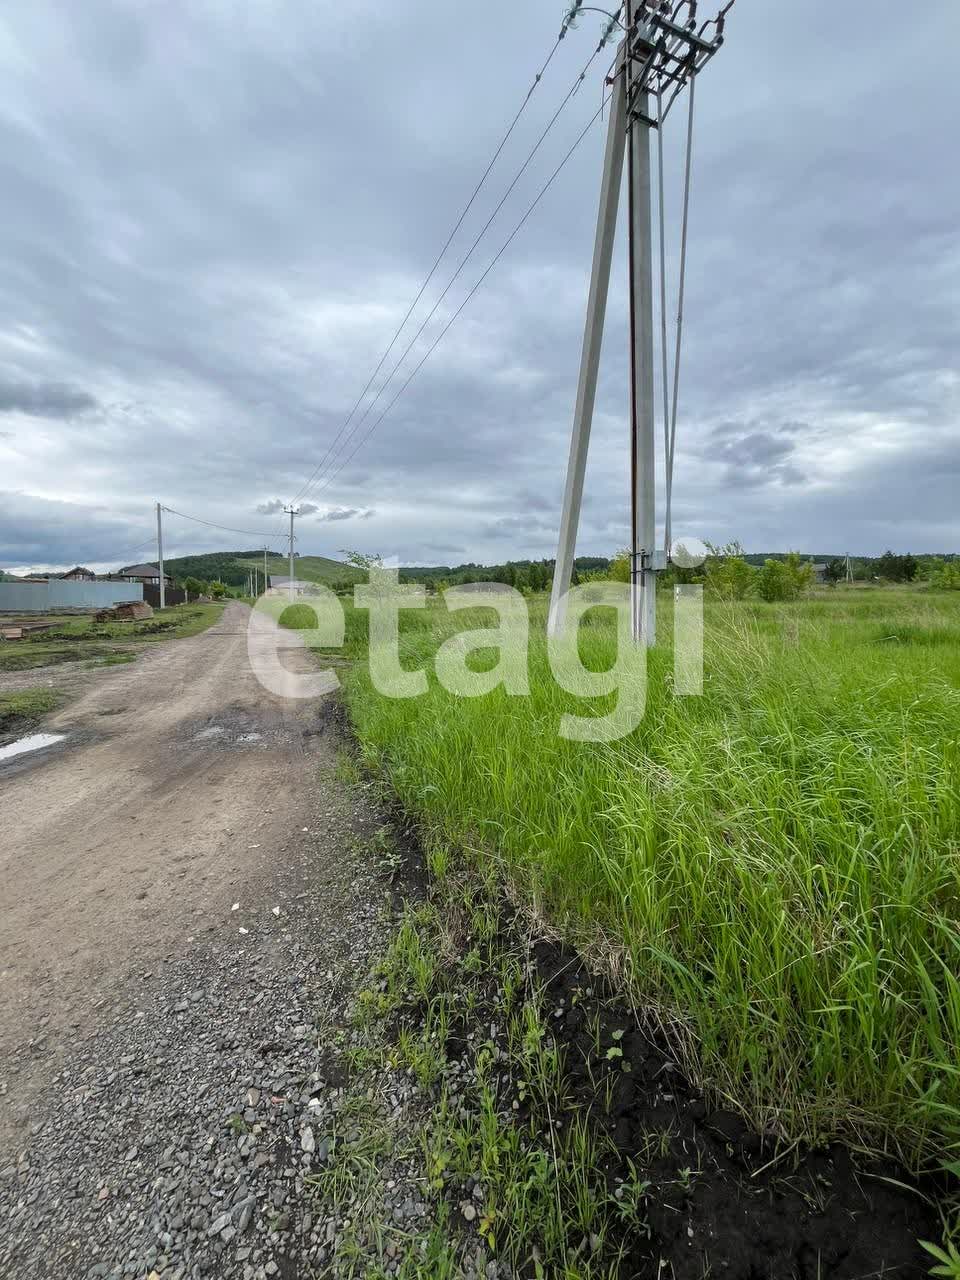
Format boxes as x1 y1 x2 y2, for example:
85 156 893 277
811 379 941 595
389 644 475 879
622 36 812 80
0 761 421 1279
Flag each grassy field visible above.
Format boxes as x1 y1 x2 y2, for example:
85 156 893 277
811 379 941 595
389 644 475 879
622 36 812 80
311 585 960 1166
0 603 225 672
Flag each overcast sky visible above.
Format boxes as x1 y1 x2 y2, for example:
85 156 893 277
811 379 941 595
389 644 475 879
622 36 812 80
1 0 957 574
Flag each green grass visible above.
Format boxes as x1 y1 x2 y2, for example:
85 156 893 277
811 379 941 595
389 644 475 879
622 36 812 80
277 602 322 630
0 687 61 735
312 586 960 1164
0 603 225 671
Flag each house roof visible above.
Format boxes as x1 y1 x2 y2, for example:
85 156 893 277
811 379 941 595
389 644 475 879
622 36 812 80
118 562 171 578
59 565 95 578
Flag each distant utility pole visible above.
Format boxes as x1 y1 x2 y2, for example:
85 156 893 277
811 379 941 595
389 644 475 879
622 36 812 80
156 501 166 610
263 546 268 593
846 554 854 584
548 0 732 645
283 506 299 600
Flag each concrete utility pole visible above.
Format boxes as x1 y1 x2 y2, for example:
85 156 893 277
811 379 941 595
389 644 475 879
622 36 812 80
263 546 268 593
283 506 299 600
627 10 658 647
547 1 730 645
156 502 166 610
547 50 627 638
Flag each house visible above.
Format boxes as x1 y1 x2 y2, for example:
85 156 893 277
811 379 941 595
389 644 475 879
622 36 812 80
269 576 315 596
810 562 829 584
116 562 173 587
59 565 96 581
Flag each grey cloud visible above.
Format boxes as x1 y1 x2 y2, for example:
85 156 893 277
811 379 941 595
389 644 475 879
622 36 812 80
315 506 373 522
0 379 98 419
705 431 795 468
256 499 318 516
0 0 957 570
256 499 370 522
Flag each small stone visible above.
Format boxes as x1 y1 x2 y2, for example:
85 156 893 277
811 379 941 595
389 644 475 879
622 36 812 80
461 1203 477 1222
300 1127 315 1154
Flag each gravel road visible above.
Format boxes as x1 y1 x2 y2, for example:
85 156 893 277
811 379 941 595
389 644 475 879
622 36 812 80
0 602 403 1278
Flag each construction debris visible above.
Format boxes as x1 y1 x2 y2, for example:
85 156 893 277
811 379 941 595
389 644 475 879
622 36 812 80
95 602 154 622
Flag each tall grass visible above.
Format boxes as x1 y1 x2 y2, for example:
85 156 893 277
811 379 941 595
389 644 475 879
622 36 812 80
332 589 960 1161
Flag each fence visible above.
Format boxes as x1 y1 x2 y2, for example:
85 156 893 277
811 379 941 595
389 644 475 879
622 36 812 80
143 586 187 608
0 580 145 613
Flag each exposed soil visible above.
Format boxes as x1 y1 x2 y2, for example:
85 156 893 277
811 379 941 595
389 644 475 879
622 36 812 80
529 934 940 1278
377 813 943 1280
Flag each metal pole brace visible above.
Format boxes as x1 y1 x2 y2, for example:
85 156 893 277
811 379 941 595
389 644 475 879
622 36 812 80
630 548 668 579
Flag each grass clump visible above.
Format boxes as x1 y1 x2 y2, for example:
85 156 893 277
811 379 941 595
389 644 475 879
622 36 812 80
322 588 960 1162
278 602 320 630
0 687 61 735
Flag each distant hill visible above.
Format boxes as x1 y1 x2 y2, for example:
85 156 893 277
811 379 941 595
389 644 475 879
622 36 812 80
235 553 362 587
161 549 360 588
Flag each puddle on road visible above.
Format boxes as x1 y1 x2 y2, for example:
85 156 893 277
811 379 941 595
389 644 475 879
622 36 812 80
193 726 227 741
0 732 67 763
191 724 268 747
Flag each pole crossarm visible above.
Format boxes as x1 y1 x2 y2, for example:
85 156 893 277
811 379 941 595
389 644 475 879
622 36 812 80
624 0 729 123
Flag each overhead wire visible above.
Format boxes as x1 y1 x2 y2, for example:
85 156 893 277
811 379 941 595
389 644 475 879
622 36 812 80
303 81 622 505
103 535 158 571
656 86 672 554
663 56 697 555
287 5 588 509
162 505 287 544
293 9 624 509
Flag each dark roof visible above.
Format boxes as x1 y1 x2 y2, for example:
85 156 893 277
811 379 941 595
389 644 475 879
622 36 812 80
59 565 95 578
118 562 171 578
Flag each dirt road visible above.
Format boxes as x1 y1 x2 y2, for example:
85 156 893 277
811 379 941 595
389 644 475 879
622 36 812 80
0 602 333 1144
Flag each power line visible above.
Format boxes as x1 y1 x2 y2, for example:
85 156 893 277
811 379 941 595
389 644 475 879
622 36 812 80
109 536 160 568
289 5 617 508
161 505 285 542
305 87 618 503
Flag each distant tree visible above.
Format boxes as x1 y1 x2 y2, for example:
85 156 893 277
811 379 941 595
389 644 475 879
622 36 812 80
184 576 203 598
705 541 756 600
823 558 845 586
608 549 631 583
757 551 812 602
919 557 945 580
876 550 920 583
877 550 902 582
210 581 227 599
930 562 960 590
757 559 789 602
341 550 383 573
